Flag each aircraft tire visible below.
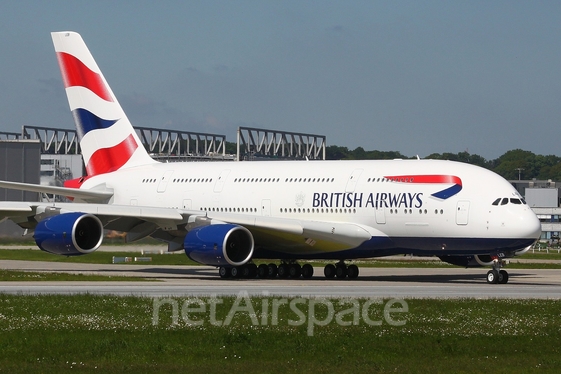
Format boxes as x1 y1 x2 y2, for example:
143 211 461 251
278 264 289 278
219 266 231 278
498 270 509 284
289 263 301 278
486 269 498 284
257 264 269 278
347 264 359 279
246 264 258 278
335 263 347 279
324 264 336 278
231 266 240 278
267 263 278 278
302 264 314 279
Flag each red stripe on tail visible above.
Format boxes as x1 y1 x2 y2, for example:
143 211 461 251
86 134 138 175
56 52 113 102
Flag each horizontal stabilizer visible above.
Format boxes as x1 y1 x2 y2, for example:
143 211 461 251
0 180 113 203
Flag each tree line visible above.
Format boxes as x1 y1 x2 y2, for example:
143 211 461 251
325 146 561 181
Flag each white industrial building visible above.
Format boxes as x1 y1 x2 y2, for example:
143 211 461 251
512 180 561 242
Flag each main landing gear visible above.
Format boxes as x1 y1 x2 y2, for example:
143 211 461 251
218 261 359 280
323 261 359 279
486 258 509 284
219 262 314 279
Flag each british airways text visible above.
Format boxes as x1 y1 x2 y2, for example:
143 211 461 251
312 192 423 209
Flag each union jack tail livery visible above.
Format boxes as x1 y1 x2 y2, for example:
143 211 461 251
51 32 155 176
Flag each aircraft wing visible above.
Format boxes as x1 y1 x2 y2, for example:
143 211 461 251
0 201 376 252
204 211 375 249
0 180 113 203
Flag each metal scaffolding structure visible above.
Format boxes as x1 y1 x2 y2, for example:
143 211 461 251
21 126 79 154
3 125 327 162
136 127 230 161
236 126 326 161
13 125 230 160
0 131 21 140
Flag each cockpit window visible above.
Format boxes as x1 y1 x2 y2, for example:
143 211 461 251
492 197 527 206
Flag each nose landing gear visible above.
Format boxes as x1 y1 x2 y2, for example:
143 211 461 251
486 257 509 284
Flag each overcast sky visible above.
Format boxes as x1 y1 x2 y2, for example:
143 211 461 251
1 1 560 159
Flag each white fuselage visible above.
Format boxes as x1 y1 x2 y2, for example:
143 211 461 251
77 158 541 259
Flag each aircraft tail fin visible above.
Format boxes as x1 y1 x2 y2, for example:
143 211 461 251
51 31 156 176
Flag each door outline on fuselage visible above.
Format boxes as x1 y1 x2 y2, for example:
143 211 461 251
345 169 363 193
375 207 386 224
157 170 174 193
456 201 470 225
261 199 271 216
214 170 230 193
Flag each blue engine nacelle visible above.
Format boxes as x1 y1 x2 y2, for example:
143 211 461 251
184 224 254 267
34 212 104 256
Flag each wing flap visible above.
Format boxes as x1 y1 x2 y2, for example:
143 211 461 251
205 211 375 249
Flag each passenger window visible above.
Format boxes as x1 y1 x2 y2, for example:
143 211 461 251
492 198 501 206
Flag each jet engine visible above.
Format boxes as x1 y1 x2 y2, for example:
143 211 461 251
34 212 104 255
184 224 254 267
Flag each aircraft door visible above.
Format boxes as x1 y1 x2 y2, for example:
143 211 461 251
345 169 363 192
261 199 271 216
214 170 230 193
456 201 470 225
157 170 174 193
375 207 386 224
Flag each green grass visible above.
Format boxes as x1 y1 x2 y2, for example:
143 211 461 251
0 295 559 373
0 269 152 282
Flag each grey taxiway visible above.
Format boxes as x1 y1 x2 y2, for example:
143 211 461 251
0 259 559 299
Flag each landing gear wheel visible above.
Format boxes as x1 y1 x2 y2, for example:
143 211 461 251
267 263 278 278
498 269 509 284
486 269 499 284
289 263 302 278
240 265 251 278
301 264 314 279
347 264 359 279
324 264 336 279
335 263 347 279
278 264 289 279
231 266 240 278
219 266 231 278
246 264 258 278
257 264 269 278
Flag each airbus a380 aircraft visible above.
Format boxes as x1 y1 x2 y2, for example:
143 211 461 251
0 32 541 284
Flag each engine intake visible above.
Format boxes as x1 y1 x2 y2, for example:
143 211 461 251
34 212 104 255
184 224 254 266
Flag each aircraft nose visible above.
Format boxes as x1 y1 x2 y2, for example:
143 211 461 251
521 208 542 240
